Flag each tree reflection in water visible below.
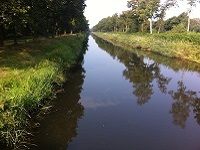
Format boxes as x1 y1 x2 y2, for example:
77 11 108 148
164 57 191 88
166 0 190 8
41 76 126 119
169 81 200 128
169 81 191 128
123 54 155 105
93 35 200 128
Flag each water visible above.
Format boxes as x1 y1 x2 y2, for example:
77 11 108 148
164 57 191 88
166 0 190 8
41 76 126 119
32 35 200 150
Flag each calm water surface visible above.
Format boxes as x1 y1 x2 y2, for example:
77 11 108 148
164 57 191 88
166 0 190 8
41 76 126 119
32 35 200 150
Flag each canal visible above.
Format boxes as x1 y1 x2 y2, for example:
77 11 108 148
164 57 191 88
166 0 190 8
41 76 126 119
32 35 200 150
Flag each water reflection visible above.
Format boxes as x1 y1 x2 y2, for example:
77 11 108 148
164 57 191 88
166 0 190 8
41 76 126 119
81 97 120 109
93 35 200 128
169 80 200 128
31 37 89 150
31 66 85 150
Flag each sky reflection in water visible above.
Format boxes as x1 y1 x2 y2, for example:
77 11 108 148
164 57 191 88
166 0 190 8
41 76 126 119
69 36 200 150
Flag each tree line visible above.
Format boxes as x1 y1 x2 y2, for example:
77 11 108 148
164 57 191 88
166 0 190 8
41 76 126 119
92 0 200 33
0 0 89 46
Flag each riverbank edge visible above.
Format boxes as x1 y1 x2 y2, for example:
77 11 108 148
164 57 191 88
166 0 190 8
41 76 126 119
93 32 200 64
0 34 88 149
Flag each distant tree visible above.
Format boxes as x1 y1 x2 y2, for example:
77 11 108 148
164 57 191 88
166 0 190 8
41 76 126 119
186 0 199 32
156 0 177 33
120 11 134 32
190 18 200 32
171 23 187 33
164 12 188 31
127 0 160 34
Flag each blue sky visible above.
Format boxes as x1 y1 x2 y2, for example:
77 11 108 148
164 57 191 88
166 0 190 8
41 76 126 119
84 0 200 28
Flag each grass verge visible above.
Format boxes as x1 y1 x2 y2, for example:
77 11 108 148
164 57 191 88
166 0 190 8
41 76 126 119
93 32 200 64
0 34 87 149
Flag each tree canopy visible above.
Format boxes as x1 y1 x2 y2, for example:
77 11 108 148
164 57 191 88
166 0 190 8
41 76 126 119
0 0 89 46
92 0 200 33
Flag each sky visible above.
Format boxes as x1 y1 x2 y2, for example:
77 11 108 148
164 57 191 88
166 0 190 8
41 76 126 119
84 0 200 28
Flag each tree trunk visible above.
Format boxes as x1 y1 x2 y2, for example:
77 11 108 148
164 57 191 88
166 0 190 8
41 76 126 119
187 16 190 32
150 18 153 34
126 23 128 32
0 24 5 46
52 23 55 38
141 23 144 32
158 22 161 34
64 30 67 35
13 25 17 45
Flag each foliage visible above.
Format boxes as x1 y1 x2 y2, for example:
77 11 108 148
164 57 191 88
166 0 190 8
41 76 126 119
154 32 200 44
0 0 89 45
156 0 178 33
92 1 200 34
170 23 187 33
92 11 200 34
0 34 87 148
163 12 188 31
128 0 160 32
92 11 137 33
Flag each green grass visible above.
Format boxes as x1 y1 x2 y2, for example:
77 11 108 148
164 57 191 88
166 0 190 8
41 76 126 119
93 32 200 64
0 34 87 148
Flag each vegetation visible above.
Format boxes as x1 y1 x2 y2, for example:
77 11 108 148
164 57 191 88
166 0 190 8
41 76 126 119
0 0 88 148
92 12 200 33
0 0 89 46
92 0 200 64
92 1 200 33
0 34 88 149
93 32 200 64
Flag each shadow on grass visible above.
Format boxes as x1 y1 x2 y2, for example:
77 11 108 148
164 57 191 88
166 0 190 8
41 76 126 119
0 39 51 71
0 36 84 78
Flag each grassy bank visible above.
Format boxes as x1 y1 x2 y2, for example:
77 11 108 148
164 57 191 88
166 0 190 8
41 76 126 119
0 34 87 148
93 32 200 64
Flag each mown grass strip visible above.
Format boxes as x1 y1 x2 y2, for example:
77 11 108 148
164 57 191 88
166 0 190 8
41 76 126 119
93 32 200 64
0 34 87 148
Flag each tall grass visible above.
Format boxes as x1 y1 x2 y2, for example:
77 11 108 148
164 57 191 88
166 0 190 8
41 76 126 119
93 32 200 64
0 34 87 148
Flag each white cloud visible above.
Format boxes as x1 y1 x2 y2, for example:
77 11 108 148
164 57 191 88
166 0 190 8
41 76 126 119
81 97 120 109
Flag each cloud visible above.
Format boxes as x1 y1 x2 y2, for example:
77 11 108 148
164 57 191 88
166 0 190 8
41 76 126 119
81 97 120 109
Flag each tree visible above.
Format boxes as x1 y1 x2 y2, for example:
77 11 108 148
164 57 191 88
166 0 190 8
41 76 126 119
190 18 200 32
120 11 134 32
186 0 198 32
127 0 160 33
156 0 177 33
0 0 88 44
0 21 5 46
0 0 29 44
163 12 188 31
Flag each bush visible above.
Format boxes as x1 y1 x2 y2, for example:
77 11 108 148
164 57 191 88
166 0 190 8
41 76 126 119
170 23 187 33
